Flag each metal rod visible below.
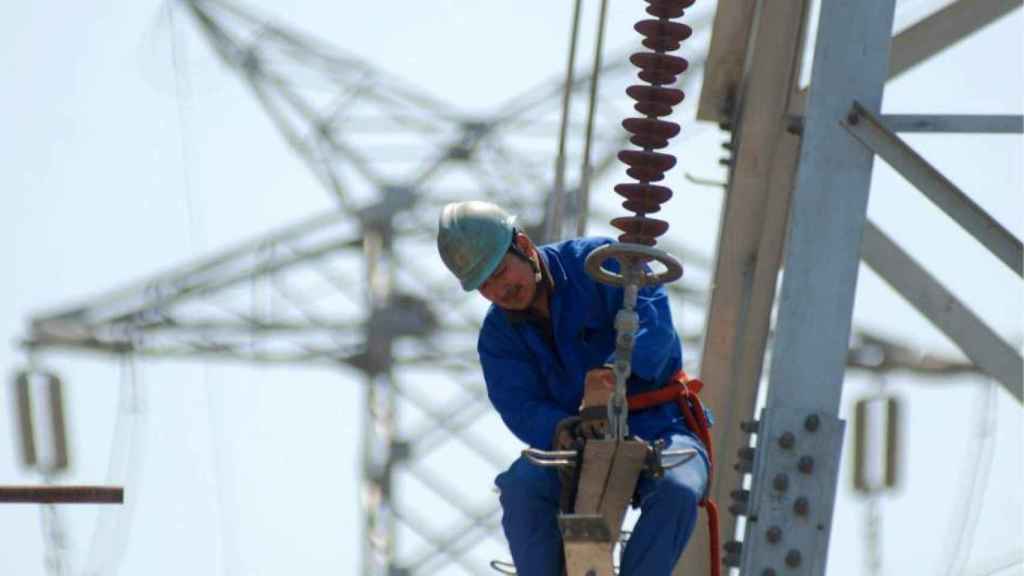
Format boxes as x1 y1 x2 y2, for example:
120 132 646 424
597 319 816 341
546 0 584 243
660 450 698 470
524 448 579 459
0 486 124 504
576 0 609 237
861 221 1023 402
523 448 578 468
877 114 1023 133
845 102 1023 278
889 0 1024 78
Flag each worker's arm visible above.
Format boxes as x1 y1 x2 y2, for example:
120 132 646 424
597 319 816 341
478 320 573 450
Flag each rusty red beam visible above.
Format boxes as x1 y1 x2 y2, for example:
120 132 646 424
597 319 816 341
0 485 123 504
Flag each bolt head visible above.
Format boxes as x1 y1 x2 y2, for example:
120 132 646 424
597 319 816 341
761 569 777 576
778 431 795 450
728 502 748 516
798 455 815 474
772 473 789 492
804 414 820 432
766 526 782 544
794 497 810 516
786 549 803 567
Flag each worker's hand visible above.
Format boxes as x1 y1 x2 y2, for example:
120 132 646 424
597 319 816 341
577 407 608 439
553 416 583 451
581 367 615 410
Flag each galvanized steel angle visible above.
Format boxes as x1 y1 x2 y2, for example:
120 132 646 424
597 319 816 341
742 406 845 575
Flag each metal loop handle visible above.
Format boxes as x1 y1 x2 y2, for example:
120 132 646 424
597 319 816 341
584 242 683 287
523 448 578 469
660 448 698 471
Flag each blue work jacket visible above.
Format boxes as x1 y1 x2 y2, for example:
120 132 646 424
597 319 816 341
478 236 690 450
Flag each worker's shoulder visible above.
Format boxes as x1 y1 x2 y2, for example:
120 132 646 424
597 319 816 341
478 302 514 341
541 235 614 252
540 236 614 262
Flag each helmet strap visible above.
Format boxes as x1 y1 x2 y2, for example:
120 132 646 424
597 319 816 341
509 244 542 283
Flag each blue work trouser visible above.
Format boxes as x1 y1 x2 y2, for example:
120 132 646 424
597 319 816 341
495 433 709 576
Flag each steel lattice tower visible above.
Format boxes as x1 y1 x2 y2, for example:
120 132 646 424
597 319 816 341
16 1 988 574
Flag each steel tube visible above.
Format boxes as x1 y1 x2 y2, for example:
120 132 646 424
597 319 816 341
878 114 1023 133
845 102 1023 277
0 486 123 504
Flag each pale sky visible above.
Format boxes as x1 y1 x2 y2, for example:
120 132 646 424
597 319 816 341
1 1 1021 575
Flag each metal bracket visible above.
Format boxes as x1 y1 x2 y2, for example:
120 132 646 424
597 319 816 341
740 407 845 575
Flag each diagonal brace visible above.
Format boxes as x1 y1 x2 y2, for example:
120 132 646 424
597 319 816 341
844 102 1023 278
862 220 1023 402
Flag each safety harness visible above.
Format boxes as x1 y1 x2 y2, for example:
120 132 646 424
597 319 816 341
628 370 720 576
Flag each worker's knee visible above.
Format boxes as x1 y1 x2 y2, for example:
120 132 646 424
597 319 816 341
638 434 708 515
495 456 561 511
658 472 702 514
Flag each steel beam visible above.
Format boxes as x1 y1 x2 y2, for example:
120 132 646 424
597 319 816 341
744 1 897 573
861 221 1023 402
889 0 1023 78
878 114 1024 134
767 0 895 413
845 103 1023 277
792 0 1023 112
0 486 123 504
696 0 757 122
688 1 810 574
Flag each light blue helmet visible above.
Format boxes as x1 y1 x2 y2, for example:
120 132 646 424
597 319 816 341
437 201 516 291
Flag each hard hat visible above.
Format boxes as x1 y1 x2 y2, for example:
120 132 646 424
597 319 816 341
437 201 516 291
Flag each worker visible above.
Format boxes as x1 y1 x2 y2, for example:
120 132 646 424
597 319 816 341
437 200 709 576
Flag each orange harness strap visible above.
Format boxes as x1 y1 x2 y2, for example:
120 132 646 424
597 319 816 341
627 371 720 576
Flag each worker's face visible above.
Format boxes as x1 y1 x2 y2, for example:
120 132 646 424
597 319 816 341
478 236 538 310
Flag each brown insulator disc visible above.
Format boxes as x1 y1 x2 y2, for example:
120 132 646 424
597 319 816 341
612 216 670 245
618 150 676 172
633 55 689 85
627 167 666 182
624 117 680 150
627 85 684 117
614 183 673 213
626 85 685 106
619 149 676 182
634 20 693 52
623 118 680 141
634 101 674 117
629 134 670 149
631 52 689 76
641 69 678 86
645 0 696 19
619 233 658 246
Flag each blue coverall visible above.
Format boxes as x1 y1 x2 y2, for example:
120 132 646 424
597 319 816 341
478 237 709 576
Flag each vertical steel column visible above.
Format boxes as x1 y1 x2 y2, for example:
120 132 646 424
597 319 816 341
741 0 896 574
686 2 809 573
361 211 399 576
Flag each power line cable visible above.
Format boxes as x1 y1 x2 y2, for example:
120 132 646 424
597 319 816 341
165 3 239 574
167 0 204 252
942 378 999 576
83 352 147 576
969 555 1024 576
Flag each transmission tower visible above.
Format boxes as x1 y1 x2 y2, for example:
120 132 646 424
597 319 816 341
16 1 994 575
